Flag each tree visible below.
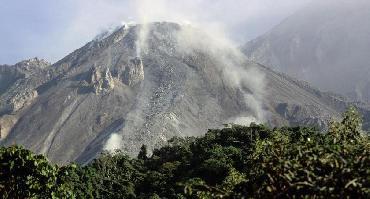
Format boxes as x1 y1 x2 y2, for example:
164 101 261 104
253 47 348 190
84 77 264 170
0 146 72 198
138 145 148 160
1 107 370 198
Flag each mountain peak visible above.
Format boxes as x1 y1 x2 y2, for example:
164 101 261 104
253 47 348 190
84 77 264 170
91 22 182 44
15 57 50 69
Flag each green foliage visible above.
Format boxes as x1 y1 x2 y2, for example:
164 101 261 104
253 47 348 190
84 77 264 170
59 150 144 198
1 107 370 198
0 146 73 198
329 106 363 141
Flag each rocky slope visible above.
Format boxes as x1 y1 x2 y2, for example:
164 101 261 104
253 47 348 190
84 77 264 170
0 58 50 140
0 22 360 164
243 0 370 102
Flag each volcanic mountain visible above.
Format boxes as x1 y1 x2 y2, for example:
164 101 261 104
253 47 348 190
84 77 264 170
243 0 370 102
0 22 360 164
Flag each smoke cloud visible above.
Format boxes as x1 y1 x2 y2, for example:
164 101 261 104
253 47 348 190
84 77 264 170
173 25 267 123
104 133 123 152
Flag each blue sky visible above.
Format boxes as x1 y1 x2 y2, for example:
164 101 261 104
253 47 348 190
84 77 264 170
0 0 309 64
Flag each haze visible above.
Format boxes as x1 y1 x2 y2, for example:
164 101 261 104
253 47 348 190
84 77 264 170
0 0 309 64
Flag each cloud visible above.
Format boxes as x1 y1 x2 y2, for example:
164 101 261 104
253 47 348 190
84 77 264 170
0 0 309 64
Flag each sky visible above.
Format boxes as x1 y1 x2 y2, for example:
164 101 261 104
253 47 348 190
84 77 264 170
0 0 310 65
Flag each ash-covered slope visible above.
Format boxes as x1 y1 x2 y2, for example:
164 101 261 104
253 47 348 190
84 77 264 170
243 0 370 102
0 22 352 164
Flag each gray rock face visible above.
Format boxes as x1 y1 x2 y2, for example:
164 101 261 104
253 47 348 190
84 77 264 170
0 115 17 139
0 57 49 96
0 58 50 140
243 0 370 102
88 66 115 94
0 22 364 164
122 57 144 87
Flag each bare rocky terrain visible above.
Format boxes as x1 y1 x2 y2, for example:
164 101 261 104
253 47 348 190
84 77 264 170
0 22 366 164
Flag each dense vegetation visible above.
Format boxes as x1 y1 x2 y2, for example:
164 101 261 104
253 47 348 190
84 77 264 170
1 107 370 198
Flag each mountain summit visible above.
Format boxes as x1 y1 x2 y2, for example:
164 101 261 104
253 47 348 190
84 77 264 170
0 22 359 164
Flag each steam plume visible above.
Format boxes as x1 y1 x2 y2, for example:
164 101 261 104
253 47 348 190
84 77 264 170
104 133 122 152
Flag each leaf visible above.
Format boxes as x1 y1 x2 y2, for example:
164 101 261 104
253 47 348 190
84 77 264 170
345 179 358 189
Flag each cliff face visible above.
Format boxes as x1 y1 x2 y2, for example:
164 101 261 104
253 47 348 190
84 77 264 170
0 22 360 164
243 0 370 102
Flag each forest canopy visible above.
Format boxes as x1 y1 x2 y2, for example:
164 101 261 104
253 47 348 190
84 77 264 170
1 107 370 198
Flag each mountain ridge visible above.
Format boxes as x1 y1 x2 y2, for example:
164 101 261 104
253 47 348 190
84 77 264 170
243 0 370 102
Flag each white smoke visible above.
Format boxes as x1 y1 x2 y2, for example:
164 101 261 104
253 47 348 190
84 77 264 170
134 0 162 57
174 26 267 123
229 116 259 126
103 133 122 152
